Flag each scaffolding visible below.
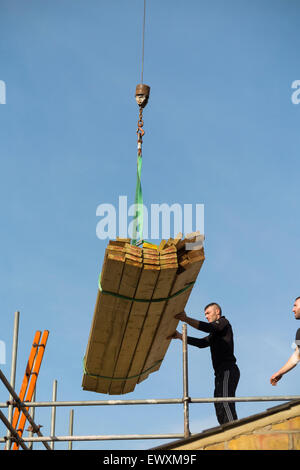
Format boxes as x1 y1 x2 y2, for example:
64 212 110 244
1 311 300 450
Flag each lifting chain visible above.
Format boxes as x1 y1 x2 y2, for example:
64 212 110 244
137 107 144 156
135 83 150 156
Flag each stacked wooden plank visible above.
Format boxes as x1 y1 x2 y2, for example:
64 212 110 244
82 232 205 395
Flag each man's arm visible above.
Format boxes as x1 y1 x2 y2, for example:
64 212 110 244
270 348 300 386
175 311 228 333
167 330 183 340
174 311 200 330
187 335 210 349
167 330 210 348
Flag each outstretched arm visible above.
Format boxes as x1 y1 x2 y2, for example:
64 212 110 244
167 330 210 348
270 348 300 386
175 311 228 334
175 311 200 330
167 330 182 340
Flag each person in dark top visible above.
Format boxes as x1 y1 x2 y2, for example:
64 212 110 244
270 297 300 386
168 302 240 425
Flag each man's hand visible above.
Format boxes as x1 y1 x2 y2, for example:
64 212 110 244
270 372 283 386
270 350 300 386
167 330 182 340
175 311 188 322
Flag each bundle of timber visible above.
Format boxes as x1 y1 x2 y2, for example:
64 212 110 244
82 232 205 395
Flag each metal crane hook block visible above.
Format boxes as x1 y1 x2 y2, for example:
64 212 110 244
135 83 150 108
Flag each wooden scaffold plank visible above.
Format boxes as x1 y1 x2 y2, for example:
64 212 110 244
82 245 127 391
108 260 160 394
122 261 178 394
82 233 205 394
138 247 205 384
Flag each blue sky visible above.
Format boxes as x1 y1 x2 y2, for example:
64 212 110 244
0 0 300 450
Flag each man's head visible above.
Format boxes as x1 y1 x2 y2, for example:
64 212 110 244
204 303 222 323
293 297 300 320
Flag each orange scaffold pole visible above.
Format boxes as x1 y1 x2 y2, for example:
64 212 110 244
11 331 41 435
13 330 49 450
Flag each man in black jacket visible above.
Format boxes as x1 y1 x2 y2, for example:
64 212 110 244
169 302 240 425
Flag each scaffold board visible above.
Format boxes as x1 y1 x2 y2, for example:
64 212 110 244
82 233 204 394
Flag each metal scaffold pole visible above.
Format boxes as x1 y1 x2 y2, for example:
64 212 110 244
68 409 74 450
182 323 190 438
1 395 300 411
0 408 29 450
0 369 52 450
50 379 57 450
5 311 19 450
1 312 300 449
28 389 36 450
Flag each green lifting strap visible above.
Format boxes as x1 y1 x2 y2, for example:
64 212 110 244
98 275 195 302
132 152 143 246
83 357 163 381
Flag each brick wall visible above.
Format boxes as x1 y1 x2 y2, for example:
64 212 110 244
167 403 300 451
205 415 300 450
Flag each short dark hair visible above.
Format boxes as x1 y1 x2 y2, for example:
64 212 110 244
296 297 300 301
205 302 222 315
